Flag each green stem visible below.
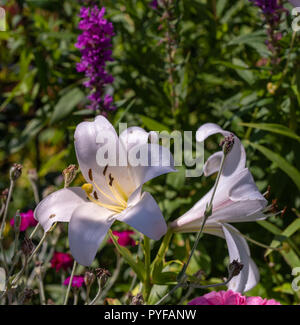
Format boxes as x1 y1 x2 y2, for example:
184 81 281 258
0 180 15 240
144 236 151 302
29 223 40 239
178 151 227 282
63 260 77 305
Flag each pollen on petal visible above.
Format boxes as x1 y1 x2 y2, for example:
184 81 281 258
82 183 93 194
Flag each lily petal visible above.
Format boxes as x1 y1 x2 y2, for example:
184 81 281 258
34 187 88 232
128 143 176 188
196 123 246 178
74 116 135 203
203 151 223 177
68 202 115 266
119 126 158 152
222 224 259 293
117 192 167 240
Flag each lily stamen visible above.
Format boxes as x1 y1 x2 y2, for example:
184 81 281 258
81 183 124 213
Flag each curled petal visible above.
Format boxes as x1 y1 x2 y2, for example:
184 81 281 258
34 187 88 232
196 123 246 178
68 203 114 266
222 224 259 293
117 192 167 240
203 151 223 177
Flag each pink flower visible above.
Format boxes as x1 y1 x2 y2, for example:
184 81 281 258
10 210 38 232
63 276 85 288
108 230 136 247
188 290 246 305
188 290 281 305
246 296 281 305
50 252 73 272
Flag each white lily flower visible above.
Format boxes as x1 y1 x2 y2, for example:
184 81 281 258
171 123 268 293
34 116 175 266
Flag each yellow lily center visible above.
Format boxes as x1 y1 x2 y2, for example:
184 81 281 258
81 168 128 214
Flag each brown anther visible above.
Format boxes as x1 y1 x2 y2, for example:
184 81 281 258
281 207 287 218
88 169 93 182
103 165 108 176
271 199 278 214
108 173 114 186
93 191 98 200
27 169 38 182
49 214 56 219
228 259 244 277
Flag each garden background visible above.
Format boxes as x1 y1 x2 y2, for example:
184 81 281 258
1 0 300 305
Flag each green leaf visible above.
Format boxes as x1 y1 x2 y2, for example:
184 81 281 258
109 230 145 282
38 149 69 177
51 87 85 124
241 123 300 142
249 142 300 190
257 220 300 268
148 284 169 305
232 58 255 85
139 115 171 133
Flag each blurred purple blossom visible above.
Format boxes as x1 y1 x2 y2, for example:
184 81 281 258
249 0 287 62
63 275 85 288
75 6 116 112
10 210 38 232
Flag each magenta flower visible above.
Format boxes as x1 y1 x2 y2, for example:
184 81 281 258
188 290 281 305
50 252 73 272
109 230 136 247
10 210 38 232
63 275 85 288
75 6 115 112
246 296 281 305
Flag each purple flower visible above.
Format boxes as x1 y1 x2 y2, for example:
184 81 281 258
10 210 38 232
248 0 287 60
63 275 85 288
149 0 159 10
75 6 116 112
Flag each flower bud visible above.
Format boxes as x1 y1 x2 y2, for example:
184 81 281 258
21 237 35 257
95 268 111 286
27 169 38 183
10 163 23 181
220 134 235 155
62 165 78 188
84 271 96 287
131 293 144 305
0 188 8 202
